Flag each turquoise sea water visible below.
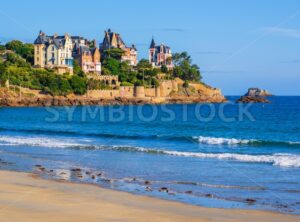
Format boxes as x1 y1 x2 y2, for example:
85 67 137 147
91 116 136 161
0 96 300 213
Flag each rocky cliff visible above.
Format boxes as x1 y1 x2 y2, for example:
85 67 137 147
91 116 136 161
244 88 272 97
237 88 272 103
0 81 226 107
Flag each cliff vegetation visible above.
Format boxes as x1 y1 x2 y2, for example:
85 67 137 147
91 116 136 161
0 40 203 97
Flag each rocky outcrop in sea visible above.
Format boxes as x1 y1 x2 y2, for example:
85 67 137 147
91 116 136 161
236 88 272 103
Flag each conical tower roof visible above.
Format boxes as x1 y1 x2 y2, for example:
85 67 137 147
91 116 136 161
150 37 155 48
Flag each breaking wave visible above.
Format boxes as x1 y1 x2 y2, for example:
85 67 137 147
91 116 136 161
1 127 300 147
1 135 300 168
101 146 300 168
192 136 300 146
0 136 83 148
194 136 255 145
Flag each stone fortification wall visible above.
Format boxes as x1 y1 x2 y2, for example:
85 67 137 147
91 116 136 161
88 90 120 98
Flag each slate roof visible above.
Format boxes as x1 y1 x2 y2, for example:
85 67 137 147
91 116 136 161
150 38 155 48
34 31 49 44
155 44 170 53
102 29 126 49
149 38 170 53
34 31 75 48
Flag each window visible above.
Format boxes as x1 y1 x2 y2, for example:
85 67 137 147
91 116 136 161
52 53 55 58
52 46 55 51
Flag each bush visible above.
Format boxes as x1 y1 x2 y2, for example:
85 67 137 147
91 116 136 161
5 40 34 65
183 81 189 88
172 52 202 82
87 79 112 90
151 78 160 87
120 81 134 86
73 60 85 77
134 80 143 86
69 75 87 95
161 64 168 73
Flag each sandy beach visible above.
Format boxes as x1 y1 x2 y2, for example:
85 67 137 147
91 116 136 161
0 171 298 222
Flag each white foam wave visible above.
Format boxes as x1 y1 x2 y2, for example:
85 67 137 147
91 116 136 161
289 141 300 145
162 150 300 168
1 136 300 168
0 136 82 148
194 136 254 145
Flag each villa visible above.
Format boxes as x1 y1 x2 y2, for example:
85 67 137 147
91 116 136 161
33 31 74 74
34 31 101 74
100 29 138 66
149 38 173 69
73 39 101 74
33 30 174 75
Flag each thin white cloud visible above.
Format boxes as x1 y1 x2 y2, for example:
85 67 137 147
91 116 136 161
264 27 300 38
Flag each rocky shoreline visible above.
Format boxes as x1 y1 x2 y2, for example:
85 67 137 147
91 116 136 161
236 96 271 103
0 95 227 107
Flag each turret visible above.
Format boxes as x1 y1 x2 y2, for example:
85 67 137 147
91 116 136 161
150 37 155 49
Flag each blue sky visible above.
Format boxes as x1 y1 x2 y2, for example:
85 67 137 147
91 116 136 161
0 0 299 95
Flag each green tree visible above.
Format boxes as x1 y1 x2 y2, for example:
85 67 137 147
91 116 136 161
5 52 30 67
137 59 152 70
5 40 34 65
101 67 111 75
103 48 124 60
59 78 72 95
134 80 144 86
0 44 5 51
73 60 85 77
102 57 121 75
171 52 201 82
161 64 168 73
151 78 160 87
69 75 87 95
183 80 189 88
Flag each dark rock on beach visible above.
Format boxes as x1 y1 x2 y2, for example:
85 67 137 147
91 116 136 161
145 186 152 192
159 187 169 193
205 194 213 198
71 168 82 172
245 198 256 203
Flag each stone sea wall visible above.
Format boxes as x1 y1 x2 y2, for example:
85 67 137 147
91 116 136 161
0 78 227 107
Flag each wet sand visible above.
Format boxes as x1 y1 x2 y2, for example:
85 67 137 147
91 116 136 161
0 171 298 222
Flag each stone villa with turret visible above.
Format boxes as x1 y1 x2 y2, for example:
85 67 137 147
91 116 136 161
33 30 175 75
34 31 101 74
149 38 173 69
34 31 74 74
100 29 138 66
72 38 101 74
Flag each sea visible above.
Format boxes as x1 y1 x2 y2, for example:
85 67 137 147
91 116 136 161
0 96 300 214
